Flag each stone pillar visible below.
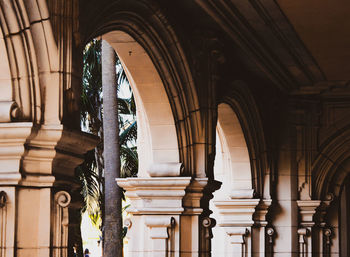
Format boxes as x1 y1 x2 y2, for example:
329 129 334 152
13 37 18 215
297 200 321 257
214 190 260 257
0 123 97 257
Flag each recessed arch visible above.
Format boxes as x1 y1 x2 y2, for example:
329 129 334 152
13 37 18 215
215 81 269 197
313 126 350 199
216 103 252 192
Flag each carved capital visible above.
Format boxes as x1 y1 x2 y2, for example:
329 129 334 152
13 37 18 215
297 200 321 227
117 177 191 215
253 199 272 226
214 198 260 227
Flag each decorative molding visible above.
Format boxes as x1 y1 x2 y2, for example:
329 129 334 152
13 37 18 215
202 217 216 239
53 191 71 257
266 227 275 249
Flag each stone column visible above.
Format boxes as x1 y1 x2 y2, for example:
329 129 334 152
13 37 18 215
0 123 97 257
214 190 260 257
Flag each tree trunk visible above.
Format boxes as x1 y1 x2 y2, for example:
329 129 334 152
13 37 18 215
102 40 123 257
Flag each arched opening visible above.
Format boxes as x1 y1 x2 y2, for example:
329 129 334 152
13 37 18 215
103 31 179 176
80 30 182 254
211 102 254 257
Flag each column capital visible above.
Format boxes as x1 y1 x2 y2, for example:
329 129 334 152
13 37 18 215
254 199 272 226
117 177 191 215
297 200 321 227
214 198 260 227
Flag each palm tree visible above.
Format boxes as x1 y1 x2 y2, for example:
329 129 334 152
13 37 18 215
102 39 122 257
77 39 138 254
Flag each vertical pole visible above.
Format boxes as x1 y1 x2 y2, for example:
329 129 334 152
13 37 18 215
102 40 123 257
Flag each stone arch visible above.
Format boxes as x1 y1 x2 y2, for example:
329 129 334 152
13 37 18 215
81 0 201 176
0 0 64 124
218 81 269 197
102 32 179 175
313 124 350 199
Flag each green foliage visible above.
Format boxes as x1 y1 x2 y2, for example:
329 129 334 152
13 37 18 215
77 39 138 229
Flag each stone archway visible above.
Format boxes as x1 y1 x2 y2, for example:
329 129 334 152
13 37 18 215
103 31 180 176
